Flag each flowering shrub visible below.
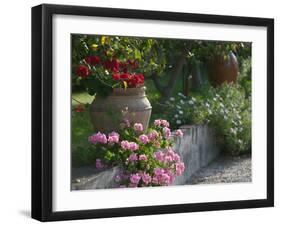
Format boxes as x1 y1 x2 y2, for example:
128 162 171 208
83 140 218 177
76 56 144 97
88 119 185 188
73 36 145 97
164 83 251 155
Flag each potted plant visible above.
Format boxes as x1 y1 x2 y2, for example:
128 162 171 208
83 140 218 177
74 36 152 132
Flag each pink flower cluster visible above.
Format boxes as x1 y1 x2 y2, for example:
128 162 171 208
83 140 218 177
121 140 139 151
154 119 170 127
127 153 148 163
128 153 138 162
175 162 185 176
139 134 149 144
88 132 107 144
153 147 185 178
88 119 186 188
128 172 152 187
89 131 121 145
154 147 181 164
108 131 120 144
163 127 171 139
152 167 174 185
133 123 143 132
147 130 158 141
175 129 184 137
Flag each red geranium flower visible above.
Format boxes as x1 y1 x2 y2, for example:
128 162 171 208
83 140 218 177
102 59 119 73
76 65 90 78
120 73 130 80
112 73 120 81
85 56 100 66
127 73 144 87
136 73 144 83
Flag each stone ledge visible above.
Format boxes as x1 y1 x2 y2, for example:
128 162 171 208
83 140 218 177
72 124 220 190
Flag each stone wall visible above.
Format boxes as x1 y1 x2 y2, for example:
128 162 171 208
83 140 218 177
173 124 220 185
72 124 220 190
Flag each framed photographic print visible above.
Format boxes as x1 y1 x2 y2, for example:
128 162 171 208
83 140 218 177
31 4 274 221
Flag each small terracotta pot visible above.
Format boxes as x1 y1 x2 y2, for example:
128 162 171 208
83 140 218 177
207 51 238 87
90 87 152 133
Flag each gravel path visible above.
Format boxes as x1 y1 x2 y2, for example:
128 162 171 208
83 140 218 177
188 154 252 184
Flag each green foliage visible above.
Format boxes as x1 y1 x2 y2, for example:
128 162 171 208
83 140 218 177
164 83 251 155
238 58 252 98
71 104 96 167
188 41 251 63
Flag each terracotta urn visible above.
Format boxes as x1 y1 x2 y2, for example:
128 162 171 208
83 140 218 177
207 51 239 87
90 87 152 132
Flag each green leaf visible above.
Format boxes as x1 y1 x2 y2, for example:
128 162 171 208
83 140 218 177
134 49 141 60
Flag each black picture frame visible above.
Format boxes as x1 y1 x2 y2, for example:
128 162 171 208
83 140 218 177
32 3 274 222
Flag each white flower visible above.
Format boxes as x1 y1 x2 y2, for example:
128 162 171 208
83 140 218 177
170 97 175 101
180 100 185 104
174 114 179 118
176 120 182 124
230 128 237 135
176 105 182 109
188 100 194 105
205 103 210 108
178 110 183 115
178 92 187 99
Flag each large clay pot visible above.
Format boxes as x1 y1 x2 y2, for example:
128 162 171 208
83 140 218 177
90 87 152 133
207 51 238 87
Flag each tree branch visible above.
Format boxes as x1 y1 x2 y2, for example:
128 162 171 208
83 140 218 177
151 73 165 94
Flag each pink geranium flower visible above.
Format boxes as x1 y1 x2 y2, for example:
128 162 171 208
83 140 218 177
139 134 149 144
139 154 148 161
154 119 162 127
133 123 143 132
154 151 164 162
88 132 107 144
128 153 138 162
175 129 184 137
129 142 139 151
175 162 185 176
148 130 158 141
141 172 152 185
108 131 119 144
121 140 130 150
130 173 141 185
161 119 170 127
163 127 171 139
